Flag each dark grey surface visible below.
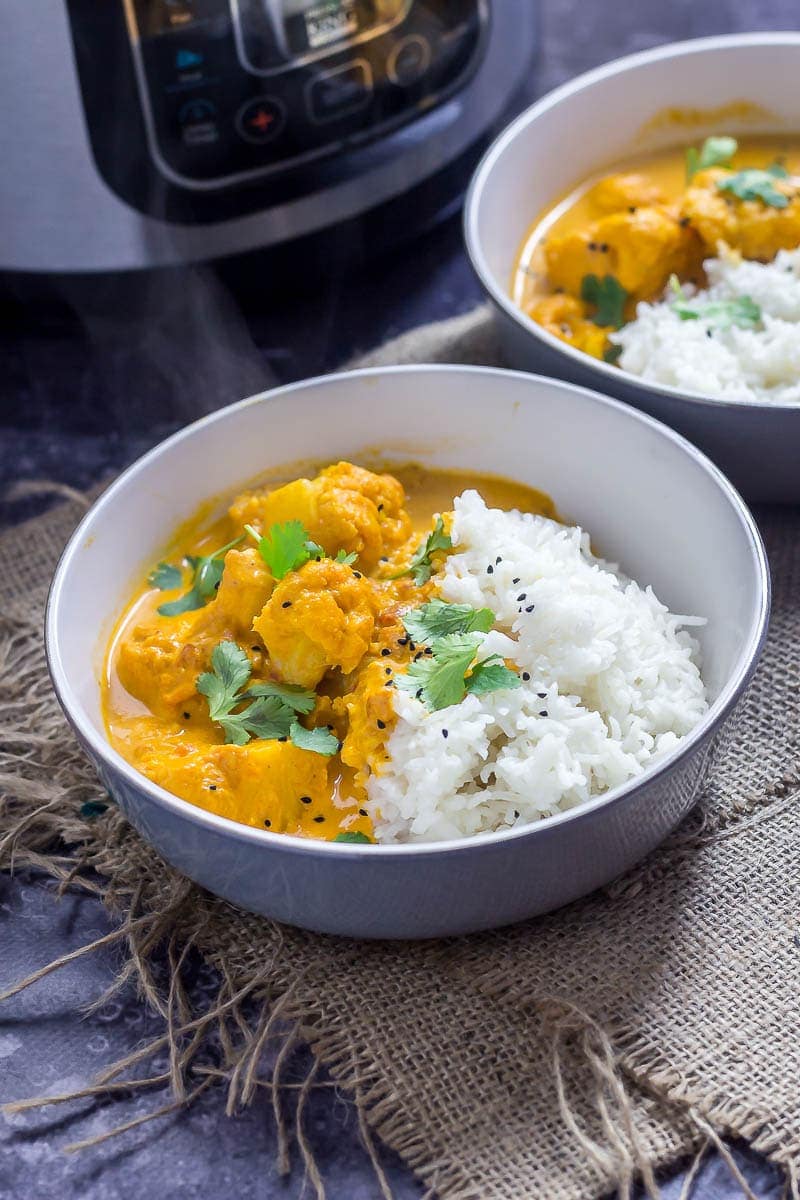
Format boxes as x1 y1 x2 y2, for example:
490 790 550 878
1 1 796 1196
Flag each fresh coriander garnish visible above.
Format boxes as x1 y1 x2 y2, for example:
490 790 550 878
396 632 520 712
245 521 357 578
685 135 738 181
402 599 494 644
333 831 372 844
156 535 245 617
716 166 790 208
289 723 339 755
148 561 183 591
580 273 628 329
668 274 761 330
603 345 623 365
196 641 334 752
390 516 452 585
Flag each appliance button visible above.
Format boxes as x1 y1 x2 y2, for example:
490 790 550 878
235 96 287 144
387 35 432 87
177 97 220 146
306 61 373 125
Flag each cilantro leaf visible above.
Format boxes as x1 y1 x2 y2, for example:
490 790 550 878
402 599 495 645
603 344 623 365
243 680 316 714
247 520 313 579
668 275 762 330
685 135 738 181
289 722 339 755
396 632 482 711
333 831 372 844
157 535 244 617
390 516 452 585
197 641 253 721
219 695 295 746
717 168 790 208
580 274 628 329
245 522 357 577
148 561 183 591
465 656 522 697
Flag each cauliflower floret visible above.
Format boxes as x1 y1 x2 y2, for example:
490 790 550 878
681 166 800 261
229 461 411 572
526 292 611 359
545 205 702 302
587 172 669 213
253 559 377 688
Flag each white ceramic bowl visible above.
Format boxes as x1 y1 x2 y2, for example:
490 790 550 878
46 366 769 939
465 33 800 503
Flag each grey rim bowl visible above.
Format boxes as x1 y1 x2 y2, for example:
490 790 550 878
464 32 800 503
45 365 770 939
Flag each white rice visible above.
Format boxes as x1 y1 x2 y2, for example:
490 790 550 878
366 491 707 843
611 246 800 404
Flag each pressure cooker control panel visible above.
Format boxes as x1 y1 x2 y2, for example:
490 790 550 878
123 0 487 188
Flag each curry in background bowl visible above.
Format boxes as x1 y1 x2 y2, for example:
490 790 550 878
465 33 800 501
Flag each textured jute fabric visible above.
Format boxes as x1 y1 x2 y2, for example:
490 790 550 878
2 307 800 1199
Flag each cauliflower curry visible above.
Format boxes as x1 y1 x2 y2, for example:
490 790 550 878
104 463 554 842
515 134 800 362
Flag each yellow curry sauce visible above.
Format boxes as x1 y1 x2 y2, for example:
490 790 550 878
514 134 800 361
104 463 555 841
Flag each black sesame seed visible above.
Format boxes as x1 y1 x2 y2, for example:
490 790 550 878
278 736 288 743
264 819 271 828
512 578 520 585
380 556 389 563
539 710 548 717
327 724 334 730
208 784 217 791
398 636 409 646
522 672 531 682
487 564 494 574
628 205 637 213
214 581 220 590
599 243 609 253
385 666 392 675
300 795 312 804
183 711 191 720
377 719 386 730
588 241 597 251
408 641 416 652
281 600 292 608
517 593 526 602
313 815 325 824
386 679 394 687
414 651 423 661
381 648 391 656
377 504 384 512
706 329 713 338
442 729 449 739
538 692 547 699
359 808 368 817
514 809 520 820
679 216 690 227
496 556 502 564
353 571 362 579
337 740 344 752
525 605 535 613
424 647 433 655
251 645 259 652
415 688 423 699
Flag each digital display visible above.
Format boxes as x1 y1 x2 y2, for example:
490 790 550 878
303 1 360 48
279 0 407 55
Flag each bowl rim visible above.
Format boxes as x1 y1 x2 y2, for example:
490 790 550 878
464 30 800 414
45 363 771 859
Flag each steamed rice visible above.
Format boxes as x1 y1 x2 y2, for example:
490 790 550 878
366 492 707 843
612 247 800 404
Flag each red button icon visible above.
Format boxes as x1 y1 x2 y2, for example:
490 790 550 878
235 96 286 145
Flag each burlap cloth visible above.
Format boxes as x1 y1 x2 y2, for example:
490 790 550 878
2 305 800 1200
